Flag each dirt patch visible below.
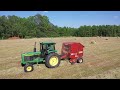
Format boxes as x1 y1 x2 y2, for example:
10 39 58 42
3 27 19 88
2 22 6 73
8 36 21 40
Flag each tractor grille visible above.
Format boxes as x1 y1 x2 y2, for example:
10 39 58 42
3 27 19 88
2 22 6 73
24 56 34 61
24 55 39 61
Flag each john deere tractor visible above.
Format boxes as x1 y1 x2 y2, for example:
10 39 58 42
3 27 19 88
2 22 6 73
21 42 60 72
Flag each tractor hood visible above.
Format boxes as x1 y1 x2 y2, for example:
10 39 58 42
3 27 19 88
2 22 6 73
22 51 41 56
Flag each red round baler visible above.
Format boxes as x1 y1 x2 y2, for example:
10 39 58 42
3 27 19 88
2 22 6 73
60 42 84 64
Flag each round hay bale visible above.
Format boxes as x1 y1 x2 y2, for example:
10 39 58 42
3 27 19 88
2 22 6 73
90 40 96 44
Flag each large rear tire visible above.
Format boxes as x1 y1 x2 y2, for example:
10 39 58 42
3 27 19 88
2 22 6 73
45 53 60 68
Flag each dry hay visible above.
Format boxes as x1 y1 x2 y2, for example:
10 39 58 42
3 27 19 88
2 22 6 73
0 37 120 79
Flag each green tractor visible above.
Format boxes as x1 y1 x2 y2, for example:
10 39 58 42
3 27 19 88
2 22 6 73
21 42 61 72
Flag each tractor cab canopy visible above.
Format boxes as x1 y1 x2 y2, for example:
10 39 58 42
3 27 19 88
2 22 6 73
40 42 56 51
40 42 56 45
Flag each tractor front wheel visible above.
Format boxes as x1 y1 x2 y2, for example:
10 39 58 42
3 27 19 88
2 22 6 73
24 64 34 72
45 53 60 68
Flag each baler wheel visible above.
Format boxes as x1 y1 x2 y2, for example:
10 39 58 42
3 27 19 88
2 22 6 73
77 58 83 63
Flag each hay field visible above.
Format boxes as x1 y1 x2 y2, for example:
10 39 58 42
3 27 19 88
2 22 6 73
0 37 120 79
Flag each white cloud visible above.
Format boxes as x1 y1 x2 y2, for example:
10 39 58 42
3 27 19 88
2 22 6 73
43 11 48 13
113 16 119 19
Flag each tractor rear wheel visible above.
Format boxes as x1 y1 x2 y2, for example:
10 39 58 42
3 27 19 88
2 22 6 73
45 53 60 68
24 64 34 72
77 58 83 63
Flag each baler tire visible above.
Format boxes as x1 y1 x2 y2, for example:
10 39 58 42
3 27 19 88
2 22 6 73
77 58 83 63
24 64 34 72
45 53 61 68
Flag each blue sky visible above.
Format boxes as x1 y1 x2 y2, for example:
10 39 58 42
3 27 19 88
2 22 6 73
0 11 120 28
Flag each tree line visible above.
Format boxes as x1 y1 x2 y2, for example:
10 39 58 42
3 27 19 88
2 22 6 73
0 14 120 39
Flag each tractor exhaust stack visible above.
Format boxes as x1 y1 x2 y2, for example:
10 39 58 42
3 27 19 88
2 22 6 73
33 42 36 52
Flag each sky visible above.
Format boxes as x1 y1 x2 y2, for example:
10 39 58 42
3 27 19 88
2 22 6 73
0 11 120 28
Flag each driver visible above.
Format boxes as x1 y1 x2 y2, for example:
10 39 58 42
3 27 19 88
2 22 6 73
47 44 51 50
